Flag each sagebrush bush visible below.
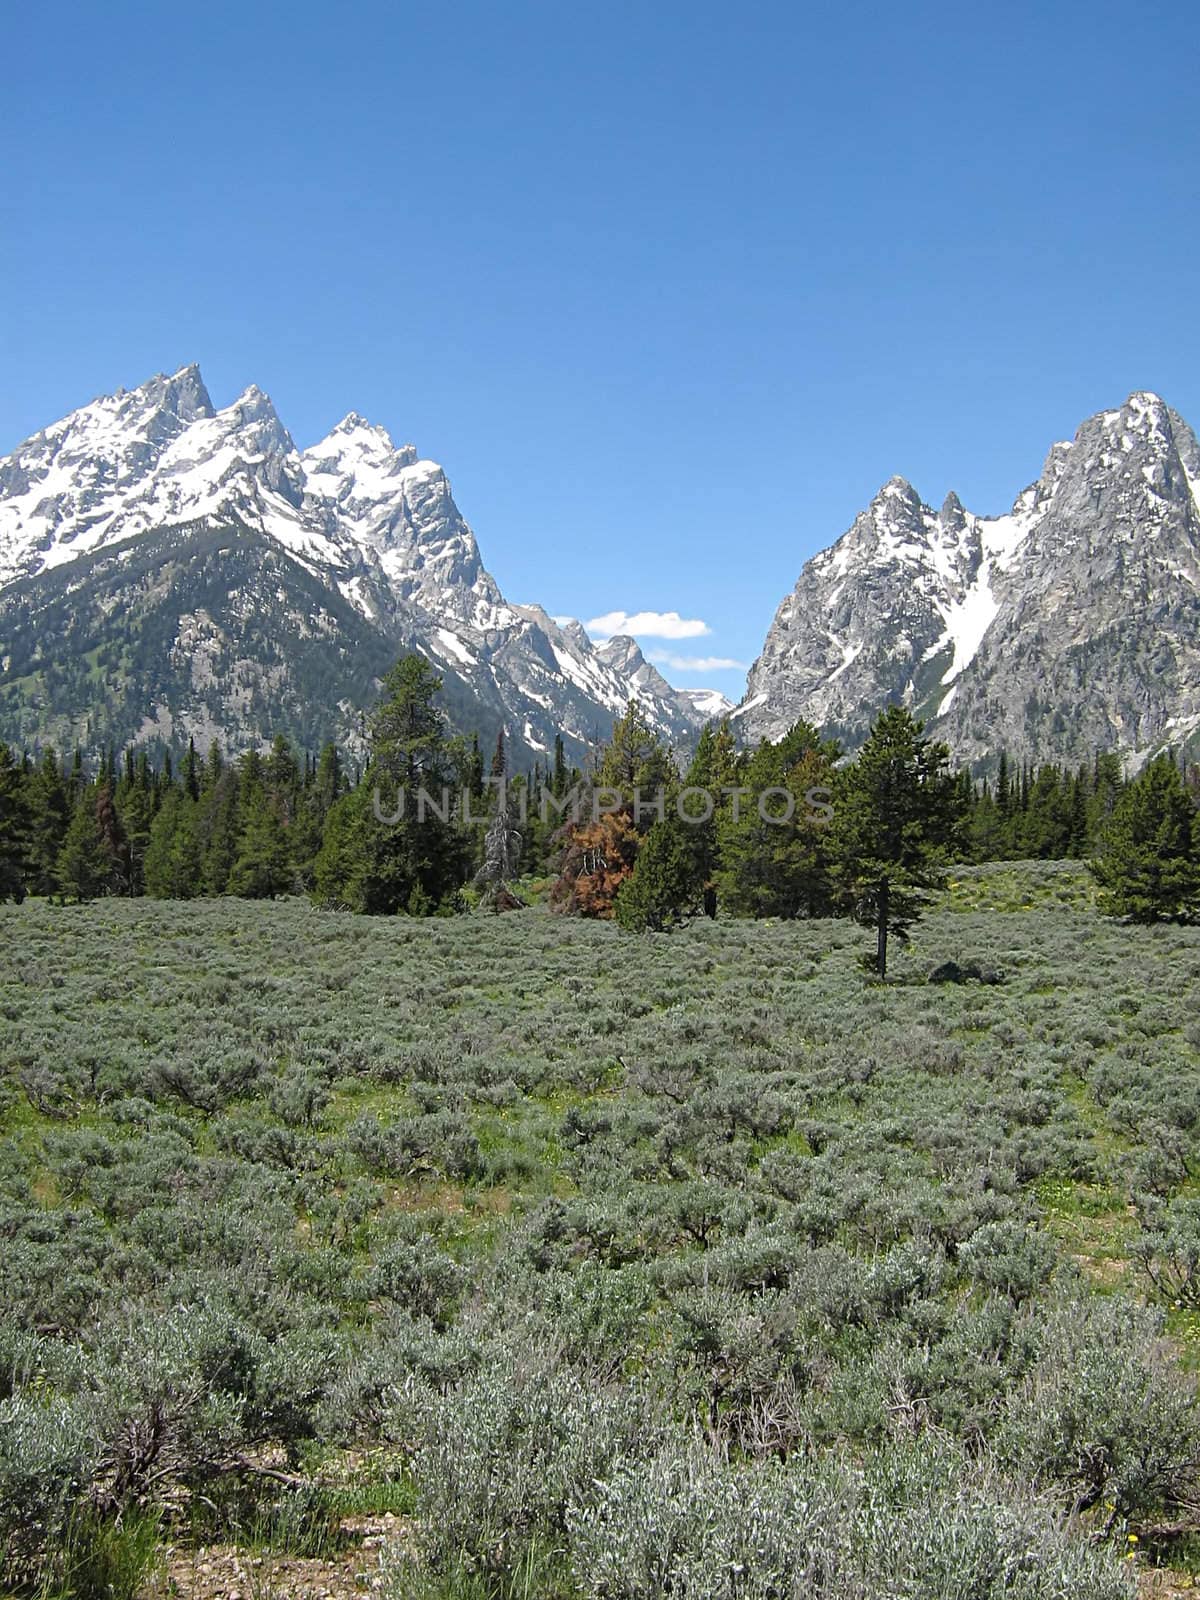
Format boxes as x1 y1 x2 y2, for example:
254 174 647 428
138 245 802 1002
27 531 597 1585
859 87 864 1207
997 1294 1200 1519
394 1353 651 1575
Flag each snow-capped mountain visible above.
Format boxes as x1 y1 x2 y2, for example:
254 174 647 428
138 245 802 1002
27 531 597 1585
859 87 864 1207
735 392 1200 769
678 687 736 721
0 366 719 762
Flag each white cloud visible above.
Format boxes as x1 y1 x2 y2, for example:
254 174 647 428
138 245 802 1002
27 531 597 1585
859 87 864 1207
647 650 748 673
584 609 711 641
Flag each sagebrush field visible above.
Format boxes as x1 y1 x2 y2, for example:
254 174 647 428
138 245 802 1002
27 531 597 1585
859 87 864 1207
4 863 1200 1598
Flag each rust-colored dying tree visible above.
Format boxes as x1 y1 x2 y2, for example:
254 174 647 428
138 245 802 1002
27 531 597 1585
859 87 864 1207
550 811 640 918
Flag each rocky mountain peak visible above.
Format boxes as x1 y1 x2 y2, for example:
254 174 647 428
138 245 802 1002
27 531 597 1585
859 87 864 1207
869 475 923 519
0 366 719 766
594 633 646 674
320 412 411 457
136 363 215 423
221 385 292 445
940 490 967 530
737 392 1200 769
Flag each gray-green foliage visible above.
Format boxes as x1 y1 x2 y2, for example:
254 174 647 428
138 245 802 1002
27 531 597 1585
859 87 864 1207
565 1438 1134 1600
997 1295 1200 1519
0 872 1194 1594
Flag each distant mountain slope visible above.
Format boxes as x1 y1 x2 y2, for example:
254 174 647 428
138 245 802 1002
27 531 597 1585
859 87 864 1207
735 392 1200 769
0 367 719 762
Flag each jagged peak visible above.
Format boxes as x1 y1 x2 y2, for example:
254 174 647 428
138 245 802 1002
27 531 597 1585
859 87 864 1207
229 383 274 413
555 616 594 652
330 410 396 446
102 362 213 417
1123 388 1169 414
940 490 968 531
218 385 291 442
1015 438 1074 513
1088 390 1178 443
868 475 923 516
146 367 216 429
5 365 214 463
303 414 418 472
129 362 207 395
596 633 646 668
511 601 555 627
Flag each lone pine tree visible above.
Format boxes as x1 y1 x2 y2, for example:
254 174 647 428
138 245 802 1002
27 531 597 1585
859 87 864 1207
832 706 961 978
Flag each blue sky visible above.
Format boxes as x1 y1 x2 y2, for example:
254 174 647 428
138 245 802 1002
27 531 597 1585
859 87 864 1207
4 0 1199 700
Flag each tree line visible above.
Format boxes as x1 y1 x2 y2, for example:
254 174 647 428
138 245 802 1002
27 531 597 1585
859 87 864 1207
958 750 1131 861
0 654 1197 967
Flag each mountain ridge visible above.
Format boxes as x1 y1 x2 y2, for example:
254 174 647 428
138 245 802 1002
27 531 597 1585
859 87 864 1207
734 391 1200 770
0 366 725 763
9 368 1192 776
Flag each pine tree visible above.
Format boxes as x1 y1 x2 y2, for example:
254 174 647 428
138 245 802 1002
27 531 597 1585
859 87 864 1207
966 779 1006 862
228 785 292 898
200 765 241 894
596 701 674 805
25 751 71 897
1019 765 1074 858
831 707 961 978
68 748 84 806
474 773 525 912
995 751 1011 820
57 787 113 902
312 786 373 910
465 732 484 800
1067 768 1090 857
116 754 156 896
1088 752 1125 848
95 781 132 894
686 721 742 913
313 655 466 913
549 703 676 916
182 738 201 801
550 811 640 918
264 735 300 824
314 742 345 809
202 740 224 797
552 735 569 797
0 742 30 902
1090 754 1200 922
143 788 204 899
291 742 343 889
717 721 837 919
490 729 507 781
614 814 696 931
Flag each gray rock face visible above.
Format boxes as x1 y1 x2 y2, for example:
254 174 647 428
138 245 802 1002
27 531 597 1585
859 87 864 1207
735 392 1200 769
0 367 717 763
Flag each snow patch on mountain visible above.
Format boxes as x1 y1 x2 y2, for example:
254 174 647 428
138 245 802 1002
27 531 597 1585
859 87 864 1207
934 564 999 685
679 687 735 720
